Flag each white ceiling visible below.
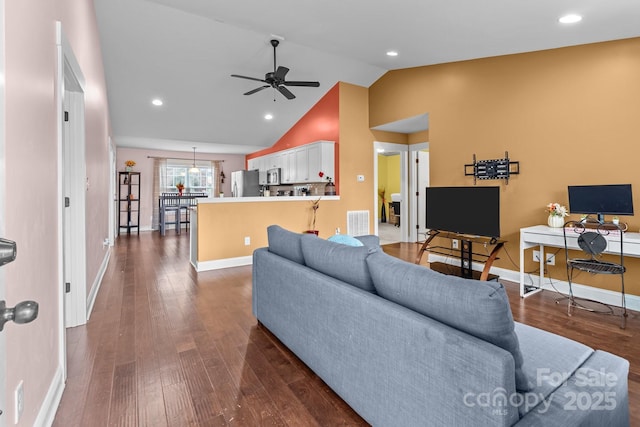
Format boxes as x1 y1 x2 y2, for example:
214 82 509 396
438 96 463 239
94 0 640 154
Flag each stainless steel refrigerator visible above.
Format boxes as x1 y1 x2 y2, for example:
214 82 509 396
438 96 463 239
231 169 260 197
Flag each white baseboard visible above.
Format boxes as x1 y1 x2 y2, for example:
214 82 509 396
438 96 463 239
33 364 65 427
193 255 253 272
86 247 111 320
428 254 640 312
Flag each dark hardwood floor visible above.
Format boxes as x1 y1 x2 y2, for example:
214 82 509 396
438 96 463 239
53 236 639 426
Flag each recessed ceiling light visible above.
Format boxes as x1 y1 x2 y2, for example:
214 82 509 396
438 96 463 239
264 113 273 120
151 98 163 106
559 14 582 24
377 148 385 153
386 51 398 57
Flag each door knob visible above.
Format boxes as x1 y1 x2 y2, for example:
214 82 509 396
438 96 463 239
0 300 39 331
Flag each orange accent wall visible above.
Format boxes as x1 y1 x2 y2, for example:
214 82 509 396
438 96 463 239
246 83 340 190
369 37 640 296
197 82 375 260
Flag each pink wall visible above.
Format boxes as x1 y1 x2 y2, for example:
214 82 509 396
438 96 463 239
246 84 340 189
4 0 111 424
116 147 246 230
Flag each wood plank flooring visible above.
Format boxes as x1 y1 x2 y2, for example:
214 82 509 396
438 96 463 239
53 236 639 426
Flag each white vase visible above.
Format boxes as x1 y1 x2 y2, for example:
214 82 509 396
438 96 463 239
547 215 564 228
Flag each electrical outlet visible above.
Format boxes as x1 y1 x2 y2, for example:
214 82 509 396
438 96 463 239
533 250 555 265
452 239 459 249
15 380 24 424
244 236 250 246
546 253 555 266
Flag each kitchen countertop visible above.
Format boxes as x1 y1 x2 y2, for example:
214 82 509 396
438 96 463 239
197 195 340 204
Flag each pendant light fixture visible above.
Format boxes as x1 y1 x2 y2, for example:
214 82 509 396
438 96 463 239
189 147 200 173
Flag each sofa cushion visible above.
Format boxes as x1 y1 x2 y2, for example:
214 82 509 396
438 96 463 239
301 234 377 293
267 225 305 265
355 235 381 249
514 322 593 417
327 234 364 247
367 250 531 391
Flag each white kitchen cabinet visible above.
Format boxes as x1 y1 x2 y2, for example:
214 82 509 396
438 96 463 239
294 147 309 182
247 140 335 184
307 141 334 183
280 151 296 184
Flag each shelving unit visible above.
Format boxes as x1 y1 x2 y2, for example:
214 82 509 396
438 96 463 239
118 171 140 235
415 230 505 281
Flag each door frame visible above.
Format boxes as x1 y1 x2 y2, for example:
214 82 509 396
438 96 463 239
409 142 430 242
1 1 7 423
56 22 88 379
372 141 409 241
108 138 116 245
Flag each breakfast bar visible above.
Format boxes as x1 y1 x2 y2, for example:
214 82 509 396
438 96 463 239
190 195 341 271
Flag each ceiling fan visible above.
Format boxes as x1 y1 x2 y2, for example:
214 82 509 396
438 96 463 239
231 39 320 100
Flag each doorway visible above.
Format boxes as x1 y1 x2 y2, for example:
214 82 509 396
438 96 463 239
377 151 403 244
371 113 430 244
373 142 408 242
57 24 88 384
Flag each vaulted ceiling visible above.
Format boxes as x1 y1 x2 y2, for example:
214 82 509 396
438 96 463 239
94 0 640 154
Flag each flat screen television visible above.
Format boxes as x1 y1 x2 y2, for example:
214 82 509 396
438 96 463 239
425 186 500 238
567 184 634 222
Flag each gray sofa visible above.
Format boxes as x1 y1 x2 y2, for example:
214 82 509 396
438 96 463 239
252 225 629 426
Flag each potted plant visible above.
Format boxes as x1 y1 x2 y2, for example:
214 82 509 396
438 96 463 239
546 202 568 228
176 182 185 196
124 160 136 172
305 198 321 235
379 187 387 223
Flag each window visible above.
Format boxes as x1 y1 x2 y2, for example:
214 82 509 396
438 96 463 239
164 159 218 196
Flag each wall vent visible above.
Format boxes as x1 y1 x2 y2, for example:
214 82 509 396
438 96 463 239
347 211 370 236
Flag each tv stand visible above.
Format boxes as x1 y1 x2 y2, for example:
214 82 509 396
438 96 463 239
415 230 505 281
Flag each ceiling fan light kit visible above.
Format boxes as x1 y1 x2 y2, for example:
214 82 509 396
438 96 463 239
231 39 320 100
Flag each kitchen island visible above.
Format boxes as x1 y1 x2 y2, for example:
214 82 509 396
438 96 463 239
190 195 341 271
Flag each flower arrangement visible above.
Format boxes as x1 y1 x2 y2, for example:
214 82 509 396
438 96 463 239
125 160 136 167
176 182 185 191
318 171 333 184
546 202 568 217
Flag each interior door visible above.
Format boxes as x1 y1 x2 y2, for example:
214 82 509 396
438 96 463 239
1 2 7 423
0 153 6 427
417 149 430 241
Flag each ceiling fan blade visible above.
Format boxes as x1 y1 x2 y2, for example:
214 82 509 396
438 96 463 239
274 66 289 81
231 74 267 83
283 80 320 87
244 85 270 95
277 85 296 100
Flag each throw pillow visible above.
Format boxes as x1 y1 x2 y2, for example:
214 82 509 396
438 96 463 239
267 225 305 265
327 234 364 247
366 250 532 391
301 234 377 293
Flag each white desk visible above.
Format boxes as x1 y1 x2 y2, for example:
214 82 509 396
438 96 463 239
519 225 640 298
